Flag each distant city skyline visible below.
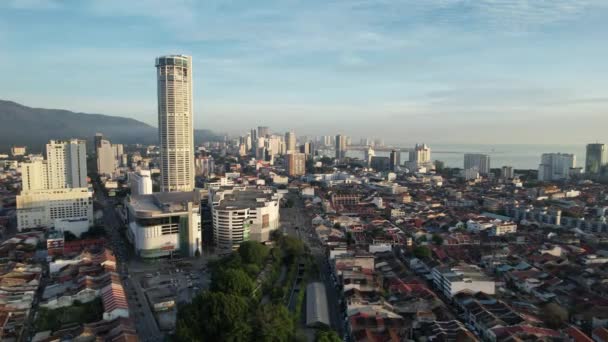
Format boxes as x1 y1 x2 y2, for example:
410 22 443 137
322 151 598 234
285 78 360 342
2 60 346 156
1 1 608 143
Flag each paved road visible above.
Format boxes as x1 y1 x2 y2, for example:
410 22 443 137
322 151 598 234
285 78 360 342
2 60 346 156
280 193 344 336
92 180 162 341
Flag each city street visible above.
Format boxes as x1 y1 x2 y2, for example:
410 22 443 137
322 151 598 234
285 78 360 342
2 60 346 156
92 180 162 341
280 193 344 337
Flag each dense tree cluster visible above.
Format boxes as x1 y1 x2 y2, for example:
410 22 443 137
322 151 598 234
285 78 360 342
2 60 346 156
174 241 297 342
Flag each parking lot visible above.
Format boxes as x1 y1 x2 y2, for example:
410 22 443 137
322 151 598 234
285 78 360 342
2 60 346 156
123 259 211 339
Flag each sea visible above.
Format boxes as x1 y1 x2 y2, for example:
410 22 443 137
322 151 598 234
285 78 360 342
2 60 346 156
331 144 587 170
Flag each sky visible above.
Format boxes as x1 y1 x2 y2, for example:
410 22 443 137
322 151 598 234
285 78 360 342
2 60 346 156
1 0 607 144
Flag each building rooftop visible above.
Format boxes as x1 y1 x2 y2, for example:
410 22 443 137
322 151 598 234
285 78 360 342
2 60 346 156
435 263 493 282
129 191 200 217
214 187 278 211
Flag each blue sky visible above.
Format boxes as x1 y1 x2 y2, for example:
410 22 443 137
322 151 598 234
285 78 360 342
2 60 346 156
1 0 607 144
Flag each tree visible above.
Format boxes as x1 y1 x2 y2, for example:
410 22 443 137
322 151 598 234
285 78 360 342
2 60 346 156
252 304 294 342
211 268 254 296
238 241 269 266
541 302 568 329
281 236 305 262
432 234 444 245
270 229 284 242
174 291 252 342
315 329 341 342
413 246 431 259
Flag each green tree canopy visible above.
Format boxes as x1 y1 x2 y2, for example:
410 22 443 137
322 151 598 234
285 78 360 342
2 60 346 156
252 304 294 342
541 302 568 329
211 268 254 296
281 236 305 262
238 240 269 266
413 246 431 259
315 328 341 342
175 291 252 342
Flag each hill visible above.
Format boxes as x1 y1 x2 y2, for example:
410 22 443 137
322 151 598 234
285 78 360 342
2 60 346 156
0 100 220 152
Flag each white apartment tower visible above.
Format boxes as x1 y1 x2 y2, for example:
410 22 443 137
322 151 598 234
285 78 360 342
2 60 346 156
156 55 195 192
96 134 117 176
409 143 432 166
538 153 576 181
464 153 491 175
18 139 91 231
45 139 87 189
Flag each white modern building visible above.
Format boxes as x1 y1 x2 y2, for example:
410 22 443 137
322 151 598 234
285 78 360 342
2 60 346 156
364 146 374 167
501 166 514 180
464 153 491 176
17 139 91 232
129 170 153 196
408 143 432 168
21 160 49 191
431 263 495 299
126 191 202 258
265 135 285 156
210 186 281 251
22 139 87 191
17 188 93 231
46 139 87 189
538 153 576 181
156 55 195 192
95 133 117 176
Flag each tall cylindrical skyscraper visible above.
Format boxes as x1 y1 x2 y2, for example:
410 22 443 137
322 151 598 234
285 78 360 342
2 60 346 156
155 55 195 192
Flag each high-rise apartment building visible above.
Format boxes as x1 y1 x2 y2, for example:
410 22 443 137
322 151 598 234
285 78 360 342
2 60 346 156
258 126 270 139
501 166 514 180
44 139 87 189
21 160 48 191
585 143 607 174
364 146 375 167
464 153 491 175
390 150 401 171
96 133 117 176
300 142 313 157
265 135 284 156
335 134 347 161
538 153 576 181
285 131 297 154
409 143 431 166
156 55 195 192
286 153 306 177
18 139 91 231
195 156 215 177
